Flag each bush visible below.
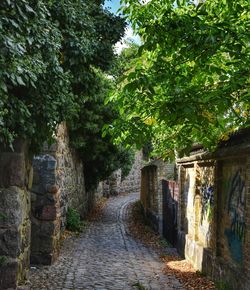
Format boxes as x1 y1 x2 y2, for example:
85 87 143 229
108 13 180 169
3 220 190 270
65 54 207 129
66 207 82 232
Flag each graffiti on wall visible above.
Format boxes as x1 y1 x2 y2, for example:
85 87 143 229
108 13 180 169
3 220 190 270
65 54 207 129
224 168 246 264
201 183 214 223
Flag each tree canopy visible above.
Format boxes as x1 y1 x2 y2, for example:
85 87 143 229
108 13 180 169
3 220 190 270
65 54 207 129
0 0 123 147
0 0 134 189
107 0 250 158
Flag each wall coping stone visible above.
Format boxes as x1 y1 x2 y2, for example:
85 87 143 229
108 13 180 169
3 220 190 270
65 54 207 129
177 143 250 164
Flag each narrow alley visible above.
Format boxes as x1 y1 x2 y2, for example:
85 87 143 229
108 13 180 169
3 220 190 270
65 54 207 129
30 193 184 290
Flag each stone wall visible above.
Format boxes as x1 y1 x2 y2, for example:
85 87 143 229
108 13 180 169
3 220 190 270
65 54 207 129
177 160 216 267
30 155 60 265
0 140 31 290
177 137 250 290
43 123 87 220
30 123 87 265
120 151 144 194
140 159 176 234
98 151 144 197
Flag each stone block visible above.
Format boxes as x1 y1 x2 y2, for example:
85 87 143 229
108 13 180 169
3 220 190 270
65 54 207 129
47 184 59 194
0 153 26 188
0 259 18 290
0 228 20 257
31 219 57 260
0 187 25 228
30 234 53 258
32 190 58 221
36 205 57 221
32 155 56 194
30 253 53 265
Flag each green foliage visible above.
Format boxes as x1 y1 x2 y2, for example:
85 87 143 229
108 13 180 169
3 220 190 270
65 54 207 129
159 238 172 248
0 0 125 152
0 212 7 222
68 69 135 190
121 148 135 180
110 41 140 80
0 0 134 189
215 280 233 290
0 0 74 150
132 282 147 290
107 0 250 159
66 207 82 232
0 256 7 266
196 270 206 277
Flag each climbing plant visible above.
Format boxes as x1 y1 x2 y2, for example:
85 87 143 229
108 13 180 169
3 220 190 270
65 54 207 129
69 69 135 190
0 0 134 188
0 0 73 148
107 0 250 158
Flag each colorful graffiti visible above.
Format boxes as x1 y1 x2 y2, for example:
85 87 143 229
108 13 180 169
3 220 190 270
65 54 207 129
227 169 245 216
224 168 246 264
201 183 214 222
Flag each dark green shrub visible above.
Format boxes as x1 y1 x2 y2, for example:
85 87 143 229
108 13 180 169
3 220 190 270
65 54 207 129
66 208 82 232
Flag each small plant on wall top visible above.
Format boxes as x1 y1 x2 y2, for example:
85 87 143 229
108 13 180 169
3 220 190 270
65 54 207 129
66 208 82 232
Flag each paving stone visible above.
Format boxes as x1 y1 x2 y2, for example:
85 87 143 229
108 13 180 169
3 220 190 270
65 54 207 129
30 193 185 290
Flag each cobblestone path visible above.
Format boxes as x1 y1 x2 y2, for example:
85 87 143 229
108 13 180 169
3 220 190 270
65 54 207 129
30 193 185 290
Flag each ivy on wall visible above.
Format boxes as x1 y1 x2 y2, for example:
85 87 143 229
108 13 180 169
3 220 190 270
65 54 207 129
0 0 133 189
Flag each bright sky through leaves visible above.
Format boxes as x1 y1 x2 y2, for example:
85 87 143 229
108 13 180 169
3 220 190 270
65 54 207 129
104 0 121 14
104 0 141 53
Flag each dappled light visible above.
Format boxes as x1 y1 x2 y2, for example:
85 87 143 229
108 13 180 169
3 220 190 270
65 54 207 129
161 255 216 290
0 0 249 289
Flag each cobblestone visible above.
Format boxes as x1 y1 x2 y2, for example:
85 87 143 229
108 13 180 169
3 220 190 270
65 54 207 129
30 193 185 290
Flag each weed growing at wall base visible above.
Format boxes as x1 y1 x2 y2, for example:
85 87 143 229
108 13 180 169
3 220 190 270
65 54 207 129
132 281 148 290
66 208 83 232
215 280 233 290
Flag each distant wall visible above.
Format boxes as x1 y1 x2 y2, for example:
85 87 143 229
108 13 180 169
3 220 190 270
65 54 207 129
99 151 144 197
140 159 176 234
120 151 144 194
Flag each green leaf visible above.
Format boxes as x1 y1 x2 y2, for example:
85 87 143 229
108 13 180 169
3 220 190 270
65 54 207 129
16 76 25 86
0 82 7 92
